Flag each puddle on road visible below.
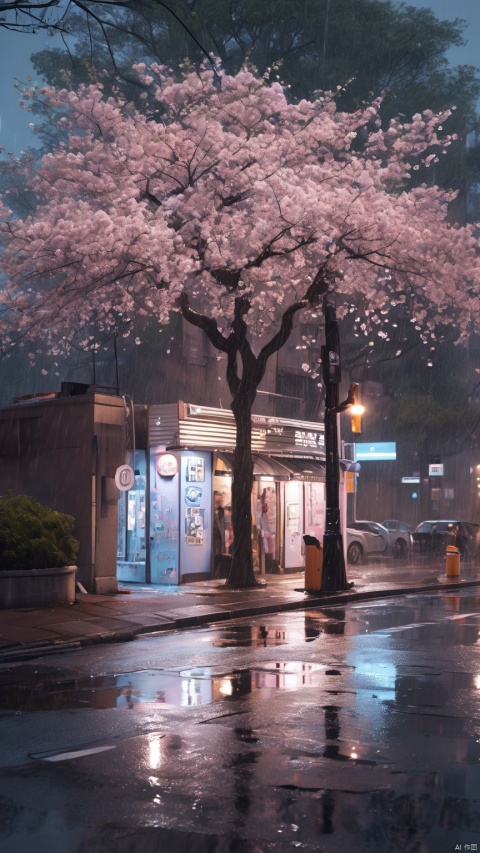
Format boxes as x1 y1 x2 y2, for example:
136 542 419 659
210 614 346 646
199 602 478 647
211 625 290 647
0 661 325 711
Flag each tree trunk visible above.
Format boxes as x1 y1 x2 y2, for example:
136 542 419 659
178 291 317 589
227 393 257 588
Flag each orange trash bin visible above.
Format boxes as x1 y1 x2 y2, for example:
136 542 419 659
303 535 323 591
446 545 460 578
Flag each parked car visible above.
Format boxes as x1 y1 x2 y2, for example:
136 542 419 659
346 520 411 564
413 520 480 559
382 520 414 555
383 519 413 535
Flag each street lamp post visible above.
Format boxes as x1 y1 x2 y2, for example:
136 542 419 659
321 297 348 591
320 296 363 592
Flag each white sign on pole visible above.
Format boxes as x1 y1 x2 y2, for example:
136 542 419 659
428 464 444 477
115 464 135 491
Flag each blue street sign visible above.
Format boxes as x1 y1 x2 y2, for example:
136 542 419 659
355 442 396 461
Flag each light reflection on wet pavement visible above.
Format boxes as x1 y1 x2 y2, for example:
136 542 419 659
0 661 331 711
1 589 480 851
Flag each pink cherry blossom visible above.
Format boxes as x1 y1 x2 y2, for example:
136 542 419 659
0 65 477 359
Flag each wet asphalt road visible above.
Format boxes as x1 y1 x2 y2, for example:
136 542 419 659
0 589 479 852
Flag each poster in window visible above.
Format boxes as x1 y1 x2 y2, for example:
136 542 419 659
185 507 206 545
306 482 324 527
186 456 205 482
286 502 299 532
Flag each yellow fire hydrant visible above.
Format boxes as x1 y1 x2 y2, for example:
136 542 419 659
446 545 461 578
303 535 323 591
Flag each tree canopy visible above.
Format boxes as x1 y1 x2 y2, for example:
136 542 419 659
1 65 477 351
1 65 479 584
22 1 480 219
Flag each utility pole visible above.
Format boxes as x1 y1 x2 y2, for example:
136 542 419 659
321 295 350 592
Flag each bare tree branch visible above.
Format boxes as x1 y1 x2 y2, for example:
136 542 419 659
256 299 308 385
0 1 218 75
176 292 229 353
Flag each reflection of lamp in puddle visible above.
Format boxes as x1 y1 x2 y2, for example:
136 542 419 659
324 705 340 740
219 678 233 696
323 705 344 761
148 735 162 770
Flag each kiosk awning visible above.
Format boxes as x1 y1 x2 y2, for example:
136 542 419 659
215 452 290 480
270 457 325 482
215 453 324 482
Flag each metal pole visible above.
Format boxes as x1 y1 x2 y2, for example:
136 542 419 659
321 296 349 592
353 435 357 523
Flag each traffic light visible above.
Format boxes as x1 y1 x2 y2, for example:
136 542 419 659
346 471 356 492
349 383 364 434
351 410 362 433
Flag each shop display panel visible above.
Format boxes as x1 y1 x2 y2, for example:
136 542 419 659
150 451 180 585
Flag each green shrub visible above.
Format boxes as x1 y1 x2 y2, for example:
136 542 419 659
0 494 79 571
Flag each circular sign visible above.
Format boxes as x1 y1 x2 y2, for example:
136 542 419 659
115 464 135 491
156 453 178 477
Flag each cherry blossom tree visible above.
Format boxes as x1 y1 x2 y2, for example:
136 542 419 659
1 64 479 587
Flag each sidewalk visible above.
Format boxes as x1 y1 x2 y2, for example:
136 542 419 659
1 559 479 662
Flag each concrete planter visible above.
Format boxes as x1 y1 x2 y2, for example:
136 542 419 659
0 565 77 610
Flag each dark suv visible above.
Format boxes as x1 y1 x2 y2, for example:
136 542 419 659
413 520 479 558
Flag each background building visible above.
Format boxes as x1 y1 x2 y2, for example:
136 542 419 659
0 387 126 593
